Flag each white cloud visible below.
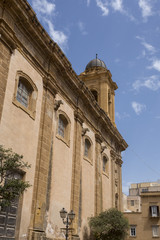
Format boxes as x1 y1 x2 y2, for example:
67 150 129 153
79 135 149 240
132 101 146 115
78 21 88 35
96 0 109 16
136 49 146 59
32 0 56 15
112 0 136 22
136 36 155 54
149 59 160 72
87 0 91 6
95 0 135 21
115 112 130 120
133 76 160 91
45 20 68 51
138 0 153 20
142 42 155 54
31 0 68 51
111 0 123 12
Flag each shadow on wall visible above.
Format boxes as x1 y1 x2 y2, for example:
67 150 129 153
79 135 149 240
83 226 95 240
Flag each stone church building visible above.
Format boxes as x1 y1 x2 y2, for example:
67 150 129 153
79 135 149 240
0 0 127 239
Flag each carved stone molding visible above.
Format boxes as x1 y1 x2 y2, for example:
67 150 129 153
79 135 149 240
116 157 123 167
0 19 17 53
101 145 107 153
110 149 116 160
74 110 84 125
82 127 89 136
54 100 63 111
43 75 57 97
95 133 103 144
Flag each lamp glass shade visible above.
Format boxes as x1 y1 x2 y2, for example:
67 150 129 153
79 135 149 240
60 208 67 219
68 210 75 221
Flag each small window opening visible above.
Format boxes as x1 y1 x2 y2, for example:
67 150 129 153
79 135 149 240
84 139 91 158
91 90 98 102
103 156 108 172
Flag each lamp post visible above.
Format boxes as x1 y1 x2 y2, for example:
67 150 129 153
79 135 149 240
60 208 75 240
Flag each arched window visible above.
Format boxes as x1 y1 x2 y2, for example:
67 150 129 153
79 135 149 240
58 114 68 138
102 156 109 174
91 90 98 102
16 77 33 108
84 139 91 157
13 71 38 119
84 138 92 162
57 112 70 146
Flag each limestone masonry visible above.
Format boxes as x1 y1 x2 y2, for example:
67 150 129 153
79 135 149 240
0 0 127 239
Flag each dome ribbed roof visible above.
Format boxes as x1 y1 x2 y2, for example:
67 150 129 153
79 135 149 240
85 58 107 70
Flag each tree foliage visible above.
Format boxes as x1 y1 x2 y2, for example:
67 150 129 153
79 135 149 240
89 208 129 240
0 145 31 207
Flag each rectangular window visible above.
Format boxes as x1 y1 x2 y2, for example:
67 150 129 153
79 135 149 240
131 200 134 206
150 206 159 217
130 226 136 237
152 226 159 237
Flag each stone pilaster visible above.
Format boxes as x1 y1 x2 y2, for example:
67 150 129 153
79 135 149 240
111 90 115 124
100 82 108 113
70 110 83 237
116 157 123 211
95 133 103 215
110 150 116 208
28 81 56 239
0 19 16 122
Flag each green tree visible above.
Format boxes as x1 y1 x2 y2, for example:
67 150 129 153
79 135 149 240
0 145 31 207
89 208 129 240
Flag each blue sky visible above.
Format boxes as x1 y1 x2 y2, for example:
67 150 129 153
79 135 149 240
27 0 160 195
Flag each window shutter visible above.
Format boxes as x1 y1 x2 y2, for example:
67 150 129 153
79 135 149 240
149 206 152 217
157 206 159 217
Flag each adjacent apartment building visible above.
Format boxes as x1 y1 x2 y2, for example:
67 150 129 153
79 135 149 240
124 182 160 239
0 0 127 239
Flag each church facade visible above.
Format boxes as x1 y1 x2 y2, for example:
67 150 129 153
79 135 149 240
0 0 127 239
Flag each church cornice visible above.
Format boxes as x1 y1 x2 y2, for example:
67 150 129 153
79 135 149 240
0 19 17 52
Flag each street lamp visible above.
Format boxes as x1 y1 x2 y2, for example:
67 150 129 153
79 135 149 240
60 208 75 240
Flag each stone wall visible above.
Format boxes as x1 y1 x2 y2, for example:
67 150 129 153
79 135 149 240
0 40 11 121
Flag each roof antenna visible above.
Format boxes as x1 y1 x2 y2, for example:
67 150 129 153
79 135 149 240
96 53 98 59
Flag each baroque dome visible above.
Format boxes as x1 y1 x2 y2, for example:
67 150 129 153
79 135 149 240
85 58 107 70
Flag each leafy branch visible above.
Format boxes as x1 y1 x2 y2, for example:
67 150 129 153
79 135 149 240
0 145 31 207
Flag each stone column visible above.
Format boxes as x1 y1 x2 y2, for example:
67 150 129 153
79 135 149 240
70 110 83 238
95 133 103 215
111 90 115 124
110 150 116 208
116 157 123 211
28 78 57 240
100 82 108 113
0 18 16 122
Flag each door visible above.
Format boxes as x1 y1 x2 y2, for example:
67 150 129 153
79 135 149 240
0 198 19 239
